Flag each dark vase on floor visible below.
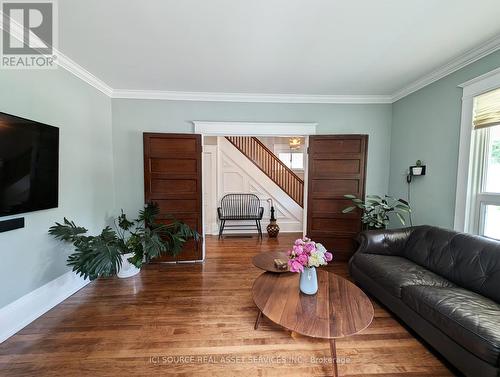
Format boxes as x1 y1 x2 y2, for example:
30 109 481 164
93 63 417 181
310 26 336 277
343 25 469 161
266 206 280 238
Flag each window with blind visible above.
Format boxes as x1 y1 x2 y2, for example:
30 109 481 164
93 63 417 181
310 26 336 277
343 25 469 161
473 88 500 129
468 87 500 240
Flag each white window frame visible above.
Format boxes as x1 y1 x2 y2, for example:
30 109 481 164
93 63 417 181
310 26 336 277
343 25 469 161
274 143 305 171
454 67 500 234
467 127 500 236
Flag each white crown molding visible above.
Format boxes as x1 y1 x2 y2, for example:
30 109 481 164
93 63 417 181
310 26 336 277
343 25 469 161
111 89 392 104
0 11 114 97
55 52 114 97
0 271 89 343
391 34 500 102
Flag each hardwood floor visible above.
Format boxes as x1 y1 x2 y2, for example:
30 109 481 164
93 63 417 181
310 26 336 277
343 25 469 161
0 234 455 376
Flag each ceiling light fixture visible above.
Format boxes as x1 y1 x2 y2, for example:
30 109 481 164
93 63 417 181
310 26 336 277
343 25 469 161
289 137 302 150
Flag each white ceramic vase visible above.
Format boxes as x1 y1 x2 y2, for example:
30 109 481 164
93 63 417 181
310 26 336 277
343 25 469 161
299 266 318 295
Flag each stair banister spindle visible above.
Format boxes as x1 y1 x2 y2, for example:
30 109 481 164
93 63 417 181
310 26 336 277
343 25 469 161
269 153 272 179
295 178 298 205
293 179 296 204
280 164 283 188
267 150 270 178
277 159 280 185
286 171 289 195
286 172 289 197
267 151 270 179
295 180 298 205
272 158 276 181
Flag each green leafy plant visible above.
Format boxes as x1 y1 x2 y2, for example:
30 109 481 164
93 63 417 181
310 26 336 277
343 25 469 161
342 194 411 229
49 203 199 280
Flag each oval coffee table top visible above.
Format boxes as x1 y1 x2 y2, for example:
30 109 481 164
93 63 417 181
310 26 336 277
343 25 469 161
252 251 290 273
252 269 374 339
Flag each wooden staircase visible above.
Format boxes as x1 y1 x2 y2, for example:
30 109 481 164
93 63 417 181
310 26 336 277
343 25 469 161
225 136 304 207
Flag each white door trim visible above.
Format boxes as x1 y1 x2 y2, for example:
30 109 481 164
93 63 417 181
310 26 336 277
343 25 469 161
193 121 317 136
202 145 218 236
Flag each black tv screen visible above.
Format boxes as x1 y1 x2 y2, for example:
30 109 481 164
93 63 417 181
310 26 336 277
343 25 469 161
0 112 59 217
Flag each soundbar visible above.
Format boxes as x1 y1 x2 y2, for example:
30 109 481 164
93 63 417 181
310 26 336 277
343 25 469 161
0 217 25 233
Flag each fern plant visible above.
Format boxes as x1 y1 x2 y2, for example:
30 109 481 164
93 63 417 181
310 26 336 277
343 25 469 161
49 203 199 280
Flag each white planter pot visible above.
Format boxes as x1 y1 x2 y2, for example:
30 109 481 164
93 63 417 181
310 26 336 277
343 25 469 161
117 253 141 278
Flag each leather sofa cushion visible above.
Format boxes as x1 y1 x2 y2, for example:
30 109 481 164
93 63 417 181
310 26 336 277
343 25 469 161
350 253 455 298
403 226 500 303
402 285 500 366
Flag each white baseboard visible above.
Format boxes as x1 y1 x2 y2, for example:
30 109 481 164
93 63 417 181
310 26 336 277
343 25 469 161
0 271 90 343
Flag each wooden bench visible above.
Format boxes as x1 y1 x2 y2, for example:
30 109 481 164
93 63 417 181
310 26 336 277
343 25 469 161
217 194 264 238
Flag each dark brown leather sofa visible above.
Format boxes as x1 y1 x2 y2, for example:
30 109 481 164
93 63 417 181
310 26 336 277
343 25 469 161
349 225 500 377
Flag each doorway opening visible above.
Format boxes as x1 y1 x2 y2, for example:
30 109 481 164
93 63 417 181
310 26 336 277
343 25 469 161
203 135 308 243
195 122 316 259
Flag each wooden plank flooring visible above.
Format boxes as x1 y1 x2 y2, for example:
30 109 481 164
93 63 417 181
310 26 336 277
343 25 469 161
0 234 455 376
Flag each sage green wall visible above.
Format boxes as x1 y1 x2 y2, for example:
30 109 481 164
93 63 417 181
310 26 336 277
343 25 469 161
389 50 500 228
0 69 115 309
111 100 392 215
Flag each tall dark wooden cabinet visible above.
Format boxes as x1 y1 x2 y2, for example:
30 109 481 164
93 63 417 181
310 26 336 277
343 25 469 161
143 133 203 261
306 135 368 261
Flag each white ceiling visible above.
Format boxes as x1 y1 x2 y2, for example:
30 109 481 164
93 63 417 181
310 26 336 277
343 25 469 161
58 0 500 98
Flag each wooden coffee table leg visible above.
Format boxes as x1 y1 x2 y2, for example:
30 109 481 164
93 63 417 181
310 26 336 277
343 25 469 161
329 338 338 377
254 310 263 330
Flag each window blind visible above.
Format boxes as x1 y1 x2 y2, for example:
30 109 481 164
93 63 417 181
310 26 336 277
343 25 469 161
473 88 500 129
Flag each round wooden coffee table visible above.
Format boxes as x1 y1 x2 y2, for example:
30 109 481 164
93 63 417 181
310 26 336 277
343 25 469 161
252 251 290 273
252 269 374 376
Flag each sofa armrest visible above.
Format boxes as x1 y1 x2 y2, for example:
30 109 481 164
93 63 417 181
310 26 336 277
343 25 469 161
355 228 413 256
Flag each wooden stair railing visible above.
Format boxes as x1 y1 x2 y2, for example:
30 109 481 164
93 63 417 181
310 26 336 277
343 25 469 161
225 136 304 207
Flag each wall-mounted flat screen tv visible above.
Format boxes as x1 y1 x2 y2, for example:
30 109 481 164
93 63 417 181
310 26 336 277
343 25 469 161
0 112 59 217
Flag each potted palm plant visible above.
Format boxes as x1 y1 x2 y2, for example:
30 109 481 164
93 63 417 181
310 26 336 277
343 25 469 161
342 194 411 229
49 203 199 280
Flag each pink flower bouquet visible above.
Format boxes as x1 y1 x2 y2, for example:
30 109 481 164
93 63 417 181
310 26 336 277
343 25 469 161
287 237 333 273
